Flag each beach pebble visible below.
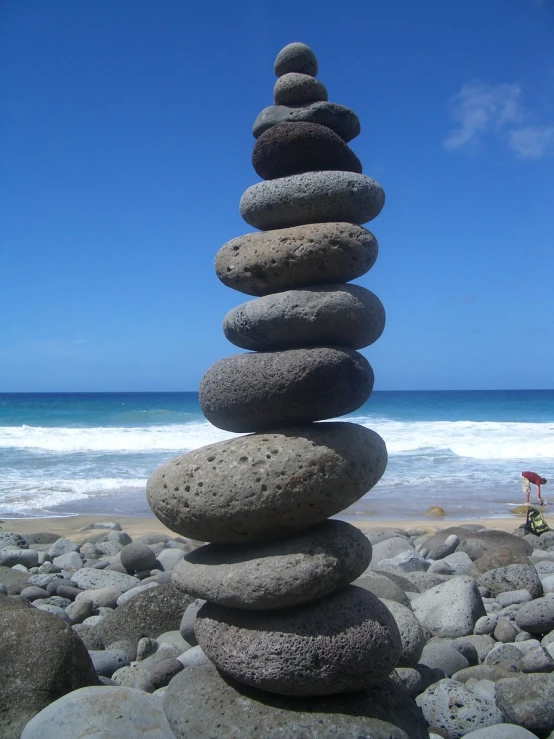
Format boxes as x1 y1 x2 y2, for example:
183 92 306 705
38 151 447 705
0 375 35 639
441 551 473 575
253 101 360 142
380 598 425 667
47 538 79 558
89 648 130 677
116 581 159 607
494 617 520 643
147 422 386 544
353 571 412 608
461 724 539 738
274 42 318 77
536 562 554 576
71 567 140 593
95 540 124 556
516 596 554 634
156 548 185 571
479 564 543 599
519 645 554 672
495 673 554 736
199 347 373 432
35 602 72 623
378 549 431 573
273 72 327 105
420 641 470 676
542 574 554 593
453 664 517 684
150 658 184 688
215 222 378 297
157 630 191 653
412 576 486 638
75 586 120 609
0 548 39 567
240 171 384 230
120 542 157 572
20 585 50 601
179 598 204 646
172 520 370 610
474 614 498 634
111 664 155 692
0 532 29 549
392 665 446 699
497 589 534 607
20 686 174 738
371 536 415 562
52 551 82 569
137 636 158 661
485 643 522 671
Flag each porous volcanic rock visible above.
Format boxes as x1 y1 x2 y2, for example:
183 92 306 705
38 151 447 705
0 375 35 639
215 222 378 296
163 661 428 738
223 285 385 351
171 520 371 609
239 171 385 230
274 42 318 77
380 598 425 668
515 596 554 635
495 673 554 736
252 122 361 180
478 564 543 599
199 347 373 432
253 101 360 142
195 586 401 696
274 72 327 105
146 422 387 543
412 576 486 638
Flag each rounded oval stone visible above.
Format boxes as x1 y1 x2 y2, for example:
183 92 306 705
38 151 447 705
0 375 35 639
274 42 318 77
273 73 327 106
215 222 378 296
240 172 385 231
253 102 361 142
223 285 385 352
146 422 387 544
195 586 401 696
252 122 361 180
199 347 373 432
172 520 371 609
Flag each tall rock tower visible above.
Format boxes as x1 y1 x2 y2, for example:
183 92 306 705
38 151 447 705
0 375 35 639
148 42 425 737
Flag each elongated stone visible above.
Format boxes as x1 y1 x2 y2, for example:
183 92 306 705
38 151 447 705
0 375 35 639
240 171 384 230
215 222 378 296
252 122 361 180
146 422 387 543
274 73 327 106
253 102 360 142
195 586 401 696
199 347 373 432
223 285 385 351
274 42 318 77
172 520 371 609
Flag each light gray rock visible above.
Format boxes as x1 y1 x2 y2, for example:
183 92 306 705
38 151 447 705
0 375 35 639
147 422 386 544
274 72 327 105
179 598 204 646
95 540 124 556
89 648 131 677
496 673 554 736
441 551 473 575
372 536 415 563
35 603 72 623
65 597 93 624
47 538 79 558
519 645 554 672
474 614 498 635
0 548 39 567
469 678 496 703
378 550 430 573
392 665 446 699
485 643 522 671
494 617 520 643
172 520 370 609
274 42 318 77
240 171 384 231
497 589 533 607
412 576 486 638
116 581 159 607
177 644 209 668
195 586 401 696
150 658 184 688
479 565 543 599
71 567 140 593
462 724 539 738
452 664 517 684
420 641 470 677
223 285 385 352
75 585 120 608
252 101 360 142
52 551 82 569
0 532 29 549
354 571 412 608
20 686 174 738
120 542 157 573
154 548 183 571
516 596 554 634
380 598 425 667
20 585 50 602
542 574 554 594
156 630 191 653
111 665 155 692
137 642 181 674
137 637 158 661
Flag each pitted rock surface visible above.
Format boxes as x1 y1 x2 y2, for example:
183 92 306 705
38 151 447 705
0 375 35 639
252 122 361 180
163 661 428 738
495 673 554 736
223 285 385 352
215 222 378 296
172 520 370 609
478 564 543 599
195 586 401 696
239 171 385 230
274 42 318 77
147 422 387 543
199 347 373 432
273 72 327 106
516 596 554 634
412 576 486 638
253 102 360 142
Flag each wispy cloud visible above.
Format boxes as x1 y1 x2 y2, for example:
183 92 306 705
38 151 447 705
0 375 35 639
443 80 554 159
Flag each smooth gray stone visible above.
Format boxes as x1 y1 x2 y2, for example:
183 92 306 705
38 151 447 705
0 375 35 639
164 661 427 739
441 551 473 575
495 673 554 736
392 666 446 700
412 576 486 638
372 537 415 562
274 42 318 77
420 641 470 677
120 541 157 572
519 645 554 672
240 171 384 230
452 664 517 683
149 658 184 688
478 565 543 599
116 581 159 607
516 596 554 634
89 648 130 677
75 586 120 609
20 585 50 601
52 551 81 569
156 548 185 571
215 222 378 297
172 520 370 610
177 644 209 668
354 572 412 609
380 598 425 668
199 347 373 432
0 532 29 549
94 540 124 556
274 72 327 105
497 589 533 607
485 643 522 671
179 598 204 646
223 285 384 352
195 586 401 696
0 548 39 567
156 630 191 653
65 597 93 624
20 686 174 738
137 643 182 674
35 603 72 623
462 725 540 738
46 538 79 558
253 101 360 142
70 567 140 594
111 665 155 692
378 550 430 573
147 422 387 544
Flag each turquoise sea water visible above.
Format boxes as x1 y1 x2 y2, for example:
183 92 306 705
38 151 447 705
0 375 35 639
0 390 553 519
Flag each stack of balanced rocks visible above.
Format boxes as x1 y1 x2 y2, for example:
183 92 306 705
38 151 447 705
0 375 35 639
147 43 427 737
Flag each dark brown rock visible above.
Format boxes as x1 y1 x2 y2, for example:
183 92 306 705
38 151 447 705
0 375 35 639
469 545 535 576
252 122 361 180
215 222 378 297
199 347 373 432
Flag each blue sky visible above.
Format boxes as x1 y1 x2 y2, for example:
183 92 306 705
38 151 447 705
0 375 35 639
1 0 553 392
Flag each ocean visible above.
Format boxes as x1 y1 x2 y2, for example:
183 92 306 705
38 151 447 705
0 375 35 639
0 390 552 521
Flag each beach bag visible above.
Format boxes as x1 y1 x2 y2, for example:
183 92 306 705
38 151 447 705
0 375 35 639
525 506 550 536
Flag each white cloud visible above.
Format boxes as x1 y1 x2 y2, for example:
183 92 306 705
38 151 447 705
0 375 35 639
507 125 554 158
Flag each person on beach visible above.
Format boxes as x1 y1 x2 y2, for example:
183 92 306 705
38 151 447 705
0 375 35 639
520 471 548 506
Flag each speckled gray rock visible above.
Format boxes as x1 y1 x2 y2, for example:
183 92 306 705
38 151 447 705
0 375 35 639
240 171 384 230
172 520 370 609
253 101 360 142
20 686 174 738
120 542 158 573
163 661 428 739
215 222 378 296
0 532 29 549
452 664 517 683
380 598 425 667
495 673 554 736
412 576 486 638
20 585 50 601
485 643 522 671
47 537 79 558
0 547 39 567
273 72 327 105
494 617 520 643
274 42 318 77
519 645 554 672
195 586 401 696
147 422 387 543
516 596 554 634
416 678 504 738
497 589 533 607
111 665 155 692
89 648 131 677
478 565 543 599
392 666 446 699
0 565 30 594
474 614 498 635
252 122 362 180
71 567 140 593
199 347 373 432
420 641 470 677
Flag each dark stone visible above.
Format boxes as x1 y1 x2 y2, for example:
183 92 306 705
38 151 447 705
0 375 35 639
215 222 378 297
469 545 535 575
253 101 360 142
119 542 157 573
146 422 387 544
274 42 318 77
199 347 373 432
149 658 184 689
252 122 361 180
223 285 384 352
274 73 327 106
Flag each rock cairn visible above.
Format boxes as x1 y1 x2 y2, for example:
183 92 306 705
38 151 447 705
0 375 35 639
146 42 408 731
